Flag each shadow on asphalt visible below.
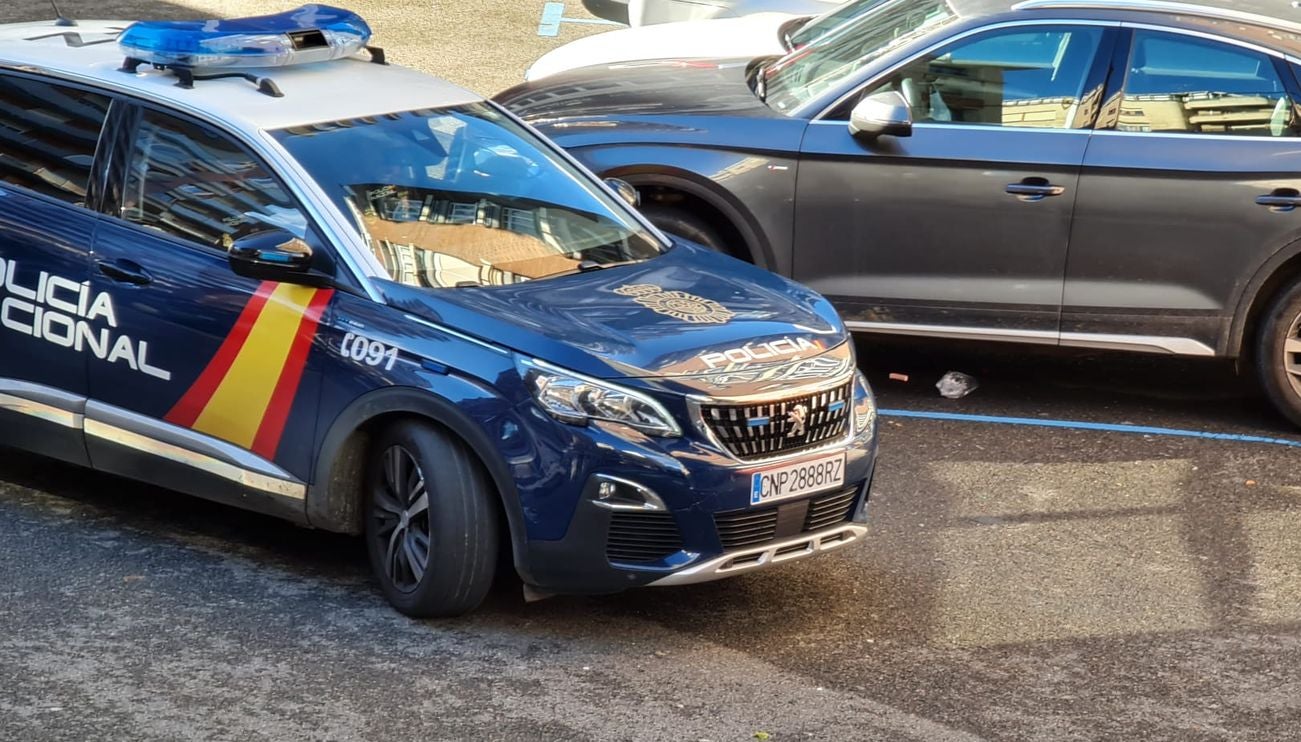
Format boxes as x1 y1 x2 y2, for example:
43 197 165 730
854 336 1290 437
0 1 214 24
3 340 1296 637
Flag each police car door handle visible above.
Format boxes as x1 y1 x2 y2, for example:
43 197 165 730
96 258 153 286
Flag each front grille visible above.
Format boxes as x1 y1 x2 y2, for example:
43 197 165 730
713 507 779 550
700 382 852 461
715 485 860 551
803 487 859 532
606 511 683 563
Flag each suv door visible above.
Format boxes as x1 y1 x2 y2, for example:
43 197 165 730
0 72 111 464
86 104 336 516
794 24 1114 340
1065 28 1301 355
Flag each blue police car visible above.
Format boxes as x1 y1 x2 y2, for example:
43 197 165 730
0 5 878 615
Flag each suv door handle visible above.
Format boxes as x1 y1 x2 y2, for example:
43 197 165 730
1256 188 1301 212
96 258 153 286
1005 178 1066 202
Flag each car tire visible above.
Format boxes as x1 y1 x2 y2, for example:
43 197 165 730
1255 279 1301 428
640 204 729 254
364 420 498 617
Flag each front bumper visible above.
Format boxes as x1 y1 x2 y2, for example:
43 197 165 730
517 426 877 594
649 522 868 586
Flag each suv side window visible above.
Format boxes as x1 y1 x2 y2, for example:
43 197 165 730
864 26 1105 128
0 74 110 205
121 109 311 248
1117 31 1296 136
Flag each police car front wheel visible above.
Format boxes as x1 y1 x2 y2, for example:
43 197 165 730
364 420 499 617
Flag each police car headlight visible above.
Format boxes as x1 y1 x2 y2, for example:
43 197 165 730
853 369 877 438
520 358 682 437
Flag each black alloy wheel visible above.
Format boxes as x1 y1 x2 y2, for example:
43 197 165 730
364 420 499 617
371 445 431 593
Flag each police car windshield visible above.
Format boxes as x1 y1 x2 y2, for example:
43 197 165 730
272 103 665 288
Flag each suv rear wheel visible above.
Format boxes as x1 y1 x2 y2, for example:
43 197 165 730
1256 280 1301 428
364 420 498 617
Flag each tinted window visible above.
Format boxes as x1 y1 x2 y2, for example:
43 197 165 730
1118 31 1295 136
867 26 1104 128
0 75 110 205
121 110 309 247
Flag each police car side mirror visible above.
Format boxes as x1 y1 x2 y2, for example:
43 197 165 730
849 90 913 140
227 229 333 286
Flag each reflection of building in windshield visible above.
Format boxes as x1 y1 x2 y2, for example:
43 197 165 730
353 184 582 288
1117 92 1291 134
125 116 307 245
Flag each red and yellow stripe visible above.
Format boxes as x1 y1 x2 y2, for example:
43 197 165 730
167 282 333 459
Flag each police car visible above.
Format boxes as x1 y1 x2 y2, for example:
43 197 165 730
0 5 878 616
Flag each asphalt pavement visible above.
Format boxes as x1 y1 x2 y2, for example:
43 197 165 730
3 1 1301 740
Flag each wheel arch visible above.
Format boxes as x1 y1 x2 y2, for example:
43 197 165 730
306 387 528 568
1230 238 1301 358
604 166 775 269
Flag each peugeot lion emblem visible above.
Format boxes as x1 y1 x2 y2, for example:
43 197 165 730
786 404 809 438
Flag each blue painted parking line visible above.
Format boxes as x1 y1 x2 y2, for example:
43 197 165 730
879 409 1301 448
538 2 622 37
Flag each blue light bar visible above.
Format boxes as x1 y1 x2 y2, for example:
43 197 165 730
118 4 372 69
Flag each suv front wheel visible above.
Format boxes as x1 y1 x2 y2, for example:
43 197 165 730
364 420 499 617
1256 280 1301 428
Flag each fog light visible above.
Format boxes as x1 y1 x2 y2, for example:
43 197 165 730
589 475 667 512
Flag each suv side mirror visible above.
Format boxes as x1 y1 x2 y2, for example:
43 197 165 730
227 229 333 286
848 90 913 140
605 177 640 208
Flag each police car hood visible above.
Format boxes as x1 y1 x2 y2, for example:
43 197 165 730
379 240 848 382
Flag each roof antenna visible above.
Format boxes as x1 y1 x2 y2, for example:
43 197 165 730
49 0 77 27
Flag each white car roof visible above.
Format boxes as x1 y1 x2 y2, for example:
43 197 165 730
0 20 482 133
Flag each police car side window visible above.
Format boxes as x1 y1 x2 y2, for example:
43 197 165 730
121 111 310 248
0 74 110 206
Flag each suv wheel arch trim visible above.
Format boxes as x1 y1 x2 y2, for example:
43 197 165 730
1230 237 1301 358
606 168 774 270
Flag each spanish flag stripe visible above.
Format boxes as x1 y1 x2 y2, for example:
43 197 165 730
250 288 333 459
166 281 277 428
188 284 321 448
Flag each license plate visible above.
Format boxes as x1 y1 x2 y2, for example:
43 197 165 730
750 453 845 506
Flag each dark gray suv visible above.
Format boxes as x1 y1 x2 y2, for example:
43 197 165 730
498 0 1301 426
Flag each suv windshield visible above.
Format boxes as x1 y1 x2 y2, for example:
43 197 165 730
787 0 893 49
765 0 956 113
273 102 665 288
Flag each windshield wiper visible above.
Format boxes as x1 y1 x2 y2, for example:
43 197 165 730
577 258 640 272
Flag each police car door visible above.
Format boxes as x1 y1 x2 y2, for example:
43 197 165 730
86 104 334 518
0 72 111 466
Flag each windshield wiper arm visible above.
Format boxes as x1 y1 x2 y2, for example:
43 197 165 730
577 258 642 272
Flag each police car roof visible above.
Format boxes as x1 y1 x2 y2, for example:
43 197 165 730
0 19 483 131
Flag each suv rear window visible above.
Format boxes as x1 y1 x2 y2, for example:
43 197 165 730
0 74 110 205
